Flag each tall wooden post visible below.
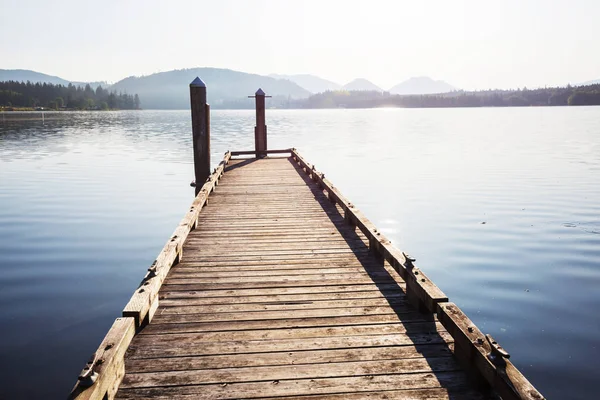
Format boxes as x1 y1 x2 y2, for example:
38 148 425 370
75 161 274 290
253 88 268 158
190 77 210 196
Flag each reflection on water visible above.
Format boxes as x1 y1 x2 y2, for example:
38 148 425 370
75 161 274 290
1 108 599 399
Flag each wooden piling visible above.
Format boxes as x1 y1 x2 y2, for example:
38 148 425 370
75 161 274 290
190 77 210 195
253 88 267 157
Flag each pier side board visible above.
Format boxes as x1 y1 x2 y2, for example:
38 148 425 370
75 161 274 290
70 150 544 400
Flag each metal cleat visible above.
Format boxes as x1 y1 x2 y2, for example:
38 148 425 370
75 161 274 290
486 334 510 366
403 252 416 268
78 353 100 387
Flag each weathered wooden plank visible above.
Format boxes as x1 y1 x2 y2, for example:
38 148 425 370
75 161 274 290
159 282 406 297
211 184 319 191
170 258 385 270
126 331 455 359
159 279 405 292
167 267 400 280
116 387 487 400
198 210 344 219
190 224 356 232
170 263 379 274
187 226 360 234
207 193 326 198
185 234 366 241
187 233 362 242
193 230 352 240
139 313 433 335
184 234 362 242
125 343 453 373
133 322 446 345
170 265 375 276
151 305 416 324
116 371 475 399
216 182 310 187
163 277 399 288
181 248 369 259
69 317 136 400
163 276 403 288
180 252 373 263
166 256 378 267
159 288 405 303
171 263 377 278
187 232 366 241
190 223 352 231
207 194 323 200
200 201 328 207
157 297 410 314
120 356 460 389
175 250 374 260
170 269 377 279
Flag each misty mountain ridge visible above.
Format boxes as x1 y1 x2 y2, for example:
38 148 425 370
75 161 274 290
342 78 383 92
389 76 456 95
0 69 107 88
110 68 311 109
581 78 600 86
269 74 341 94
1 69 456 101
0 69 70 86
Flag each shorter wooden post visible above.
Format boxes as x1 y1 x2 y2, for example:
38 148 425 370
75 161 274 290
190 77 210 195
250 88 270 158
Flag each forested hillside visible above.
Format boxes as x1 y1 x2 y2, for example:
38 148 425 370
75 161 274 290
0 81 139 110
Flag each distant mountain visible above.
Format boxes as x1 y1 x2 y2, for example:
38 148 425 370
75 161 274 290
0 69 107 88
0 69 71 85
389 76 456 95
580 79 600 86
342 78 383 92
111 68 311 109
269 74 341 94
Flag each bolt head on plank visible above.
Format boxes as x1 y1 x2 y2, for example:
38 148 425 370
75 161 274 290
190 77 206 87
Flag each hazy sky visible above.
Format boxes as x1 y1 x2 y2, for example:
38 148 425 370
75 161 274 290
1 0 598 90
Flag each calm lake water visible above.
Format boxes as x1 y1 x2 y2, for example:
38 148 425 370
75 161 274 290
0 108 599 399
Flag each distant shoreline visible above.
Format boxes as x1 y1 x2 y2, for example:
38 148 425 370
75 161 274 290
3 105 600 115
0 107 139 112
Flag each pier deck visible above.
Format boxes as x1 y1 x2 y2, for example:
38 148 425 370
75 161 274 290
116 155 481 399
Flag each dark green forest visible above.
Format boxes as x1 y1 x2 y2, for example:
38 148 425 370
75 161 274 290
0 81 140 110
299 84 600 108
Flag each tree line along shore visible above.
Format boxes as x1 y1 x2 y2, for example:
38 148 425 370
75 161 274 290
293 83 600 109
0 81 140 111
1 80 600 111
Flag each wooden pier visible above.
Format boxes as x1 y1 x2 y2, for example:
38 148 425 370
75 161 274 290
69 79 544 400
